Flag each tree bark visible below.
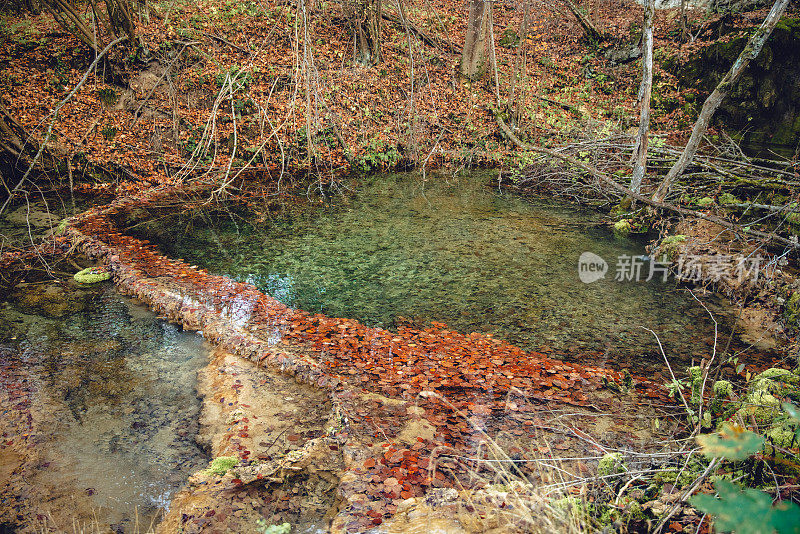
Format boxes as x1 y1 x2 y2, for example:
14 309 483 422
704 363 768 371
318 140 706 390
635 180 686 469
460 0 491 80
630 0 654 194
348 0 382 65
508 0 530 124
43 0 100 50
652 0 790 203
562 0 604 42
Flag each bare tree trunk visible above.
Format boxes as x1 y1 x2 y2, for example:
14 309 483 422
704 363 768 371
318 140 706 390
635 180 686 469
562 0 604 42
460 0 491 80
43 0 100 51
652 0 790 203
508 0 530 124
348 0 381 65
42 0 136 51
104 0 136 43
680 0 688 41
630 0 654 194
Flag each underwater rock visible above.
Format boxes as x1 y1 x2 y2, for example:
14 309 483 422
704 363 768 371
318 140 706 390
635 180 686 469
10 282 88 318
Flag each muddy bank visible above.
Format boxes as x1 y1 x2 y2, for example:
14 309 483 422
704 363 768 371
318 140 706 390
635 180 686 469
161 348 336 533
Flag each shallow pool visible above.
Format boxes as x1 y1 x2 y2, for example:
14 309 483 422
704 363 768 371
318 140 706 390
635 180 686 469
133 173 735 374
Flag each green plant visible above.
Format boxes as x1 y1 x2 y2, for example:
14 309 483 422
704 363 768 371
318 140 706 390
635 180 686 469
256 520 291 534
101 125 118 141
356 139 400 172
215 66 252 92
692 480 800 533
690 406 800 533
205 456 238 475
96 87 119 106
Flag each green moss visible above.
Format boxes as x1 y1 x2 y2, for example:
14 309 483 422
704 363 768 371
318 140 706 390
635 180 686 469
711 380 733 413
598 452 626 477
54 218 68 235
713 380 733 397
73 267 111 284
626 500 645 522
256 521 291 534
766 426 797 448
662 235 687 246
786 292 800 326
689 366 703 405
751 368 799 399
696 197 715 207
599 506 621 525
719 193 739 205
499 28 520 48
205 456 238 476
552 496 595 519
613 219 632 238
736 389 782 426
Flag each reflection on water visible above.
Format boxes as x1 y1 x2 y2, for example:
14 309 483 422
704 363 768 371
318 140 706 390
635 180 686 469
139 173 734 373
0 282 209 529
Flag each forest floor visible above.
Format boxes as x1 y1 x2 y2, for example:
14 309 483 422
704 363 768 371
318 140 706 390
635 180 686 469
2 0 794 190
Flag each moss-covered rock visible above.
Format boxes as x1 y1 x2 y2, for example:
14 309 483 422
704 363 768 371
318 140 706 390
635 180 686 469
751 368 800 399
785 292 800 327
613 219 632 238
736 389 782 427
670 17 800 152
74 267 111 284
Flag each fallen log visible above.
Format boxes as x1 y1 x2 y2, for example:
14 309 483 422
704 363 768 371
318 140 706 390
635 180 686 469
495 115 799 252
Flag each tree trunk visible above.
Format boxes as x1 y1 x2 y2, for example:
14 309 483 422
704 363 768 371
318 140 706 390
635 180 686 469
104 0 136 43
43 0 100 51
460 0 491 80
0 100 54 179
630 0 654 194
562 0 604 43
348 0 382 65
508 0 530 124
652 0 790 203
680 0 688 41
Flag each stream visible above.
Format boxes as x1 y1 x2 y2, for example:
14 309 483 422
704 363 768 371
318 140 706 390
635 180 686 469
0 280 210 531
0 172 766 532
133 172 740 376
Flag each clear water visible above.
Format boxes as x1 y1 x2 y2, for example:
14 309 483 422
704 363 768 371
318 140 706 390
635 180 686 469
0 282 210 529
137 173 734 373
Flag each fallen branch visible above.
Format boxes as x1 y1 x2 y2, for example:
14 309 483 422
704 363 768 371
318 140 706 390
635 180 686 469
0 36 128 218
203 32 251 54
381 10 461 53
495 115 799 252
